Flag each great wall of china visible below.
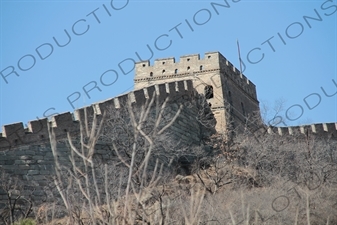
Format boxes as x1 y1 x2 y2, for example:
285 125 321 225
0 51 336 207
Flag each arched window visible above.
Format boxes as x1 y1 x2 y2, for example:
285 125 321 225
204 85 214 99
162 70 165 74
187 66 190 71
175 69 178 74
200 65 203 71
150 72 153 77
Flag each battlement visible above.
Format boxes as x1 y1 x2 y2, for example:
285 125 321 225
134 51 257 99
267 122 337 140
1 49 335 212
135 52 217 77
0 80 194 150
2 50 335 151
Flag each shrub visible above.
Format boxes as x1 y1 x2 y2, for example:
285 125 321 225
14 218 36 225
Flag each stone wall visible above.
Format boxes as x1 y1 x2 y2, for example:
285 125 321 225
267 123 337 140
134 51 260 134
0 80 216 209
134 51 257 98
1 51 336 215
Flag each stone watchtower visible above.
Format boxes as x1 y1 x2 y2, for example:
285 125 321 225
134 51 260 134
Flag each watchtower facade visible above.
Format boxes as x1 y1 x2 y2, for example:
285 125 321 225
134 51 260 134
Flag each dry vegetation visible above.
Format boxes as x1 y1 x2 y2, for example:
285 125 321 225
1 94 336 225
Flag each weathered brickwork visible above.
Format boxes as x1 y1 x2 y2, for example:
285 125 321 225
134 51 259 133
134 51 337 139
0 80 215 207
0 51 336 210
267 122 337 140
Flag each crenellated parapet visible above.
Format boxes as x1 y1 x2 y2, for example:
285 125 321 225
0 80 194 150
266 123 337 140
1 50 335 151
218 54 257 100
0 113 79 151
0 78 209 206
134 51 257 99
3 49 335 210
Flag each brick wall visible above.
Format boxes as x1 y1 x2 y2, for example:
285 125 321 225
0 80 216 208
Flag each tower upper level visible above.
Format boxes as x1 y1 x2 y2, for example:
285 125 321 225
134 51 257 100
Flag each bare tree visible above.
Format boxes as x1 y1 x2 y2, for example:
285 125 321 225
0 169 34 225
43 89 337 225
46 92 201 224
260 98 288 127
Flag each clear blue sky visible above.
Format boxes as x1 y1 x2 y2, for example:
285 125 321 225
0 0 336 130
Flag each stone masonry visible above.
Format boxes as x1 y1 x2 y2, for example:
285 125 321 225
0 79 215 207
134 51 259 133
134 51 337 139
0 51 336 210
